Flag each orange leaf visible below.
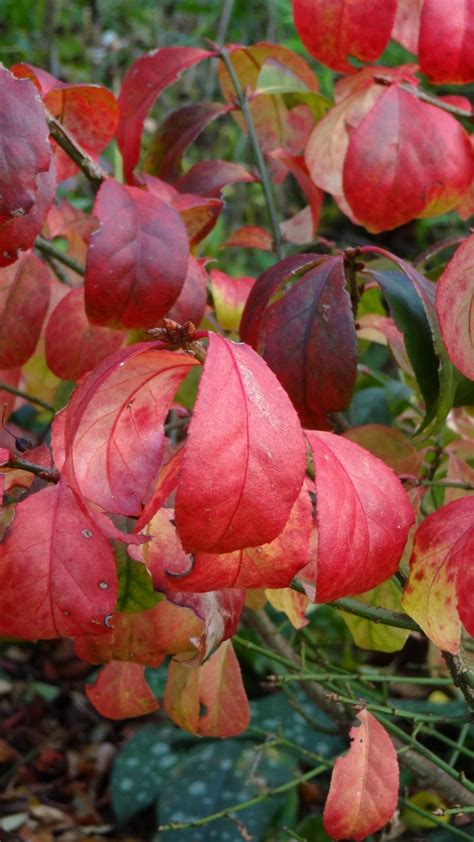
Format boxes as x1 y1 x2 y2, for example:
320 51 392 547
324 710 399 840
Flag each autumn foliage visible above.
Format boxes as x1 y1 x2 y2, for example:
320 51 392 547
1 1 474 838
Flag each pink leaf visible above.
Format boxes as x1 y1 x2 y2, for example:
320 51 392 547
0 159 57 268
176 160 257 197
305 431 414 602
210 269 255 332
436 234 474 380
45 287 124 381
0 252 50 367
63 345 198 516
0 481 116 639
85 179 189 329
117 47 214 182
175 333 306 553
324 710 399 840
419 0 474 83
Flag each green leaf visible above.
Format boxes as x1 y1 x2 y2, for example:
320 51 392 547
111 725 181 822
339 580 410 652
249 691 344 758
369 269 439 429
157 739 296 840
115 546 161 613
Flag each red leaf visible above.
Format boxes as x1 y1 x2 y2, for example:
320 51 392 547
343 85 474 232
175 333 306 553
167 589 245 658
436 234 474 380
142 174 223 247
164 641 249 737
75 599 205 666
0 252 50 367
305 77 385 202
86 661 158 720
85 179 189 329
12 64 119 181
241 255 356 428
0 159 57 269
117 47 214 183
0 481 116 639
419 0 474 83
324 710 399 840
165 256 208 327
210 270 255 332
0 67 52 224
145 103 231 182
292 0 397 72
45 287 124 381
176 160 257 197
224 225 273 251
402 496 474 653
151 481 311 591
63 345 198 515
305 431 414 602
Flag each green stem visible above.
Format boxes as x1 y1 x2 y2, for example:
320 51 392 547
0 382 55 413
35 236 85 276
274 672 454 686
449 722 471 767
418 479 474 491
331 597 421 632
213 43 283 260
157 763 328 832
373 75 474 123
398 797 474 840
320 691 470 725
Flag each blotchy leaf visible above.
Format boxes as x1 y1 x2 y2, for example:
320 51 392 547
0 481 116 639
86 661 159 719
75 598 204 666
343 426 423 478
13 64 119 181
266 588 309 629
210 269 255 332
241 254 357 428
175 333 306 553
402 496 474 653
0 160 57 268
305 431 414 602
324 710 399 840
0 252 50 367
0 67 52 223
419 0 474 83
224 225 273 251
85 179 189 329
63 344 198 516
436 234 474 381
343 85 473 232
164 641 250 737
292 0 397 72
45 287 124 381
117 47 214 183
166 482 312 591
